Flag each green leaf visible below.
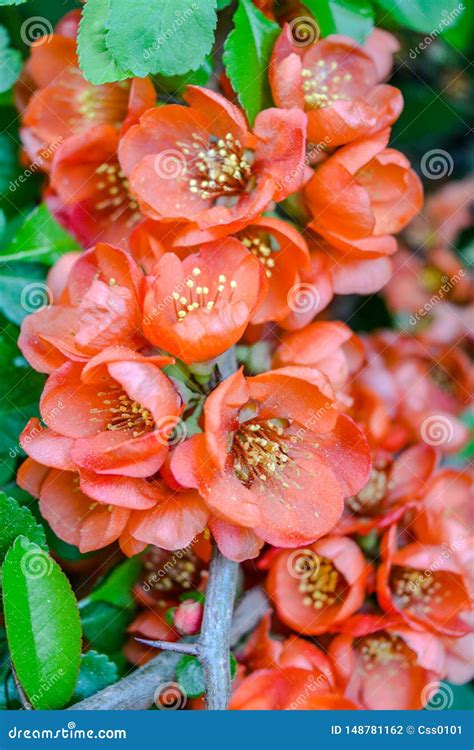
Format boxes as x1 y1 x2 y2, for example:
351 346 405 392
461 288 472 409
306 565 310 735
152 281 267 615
304 0 374 43
0 260 49 325
176 653 237 698
81 601 134 653
154 56 213 96
106 0 218 78
0 204 80 264
71 651 119 703
0 492 47 563
176 654 204 698
0 27 22 93
78 0 132 84
223 0 279 124
374 0 465 33
2 537 82 709
88 556 142 609
0 316 45 456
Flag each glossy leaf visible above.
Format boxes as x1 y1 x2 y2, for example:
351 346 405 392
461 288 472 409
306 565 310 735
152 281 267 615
0 492 47 563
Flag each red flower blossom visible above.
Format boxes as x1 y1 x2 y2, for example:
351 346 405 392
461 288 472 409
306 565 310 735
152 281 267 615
18 34 155 171
142 239 266 363
337 444 438 535
119 86 307 243
273 321 364 393
19 243 145 373
329 614 445 709
266 536 369 634
303 130 423 260
22 347 181 478
237 216 311 325
377 525 472 637
270 29 402 147
171 368 370 554
50 125 142 248
410 468 473 547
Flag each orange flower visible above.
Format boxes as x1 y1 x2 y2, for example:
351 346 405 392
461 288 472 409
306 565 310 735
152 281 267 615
273 321 364 393
270 28 402 147
142 239 266 363
22 347 181 478
119 86 307 243
337 444 438 535
377 525 472 637
50 125 142 248
237 216 311 324
171 368 371 553
303 130 423 257
410 468 473 547
265 537 369 635
329 614 445 709
18 243 145 373
18 34 155 172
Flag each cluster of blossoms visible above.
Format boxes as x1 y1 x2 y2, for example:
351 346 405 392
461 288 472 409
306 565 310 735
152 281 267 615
16 9 472 710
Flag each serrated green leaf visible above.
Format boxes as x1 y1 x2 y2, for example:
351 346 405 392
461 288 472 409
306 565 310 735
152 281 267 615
303 0 374 43
0 492 47 563
88 556 142 609
223 0 279 124
105 0 217 78
176 654 204 698
2 537 82 709
374 0 465 33
78 0 132 84
0 204 80 264
0 26 22 93
71 651 119 703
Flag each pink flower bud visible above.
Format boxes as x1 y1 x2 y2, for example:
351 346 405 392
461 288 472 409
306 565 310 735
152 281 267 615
174 599 203 635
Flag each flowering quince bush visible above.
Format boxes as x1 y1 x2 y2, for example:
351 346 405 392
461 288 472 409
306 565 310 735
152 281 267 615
0 0 472 716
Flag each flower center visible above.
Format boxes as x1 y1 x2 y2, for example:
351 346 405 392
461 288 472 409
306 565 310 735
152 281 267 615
143 547 201 598
171 267 238 322
240 235 276 278
390 566 448 616
75 79 130 127
90 383 154 437
177 132 253 200
232 418 295 486
357 633 410 671
301 60 352 109
94 161 140 226
347 467 391 516
298 555 344 609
